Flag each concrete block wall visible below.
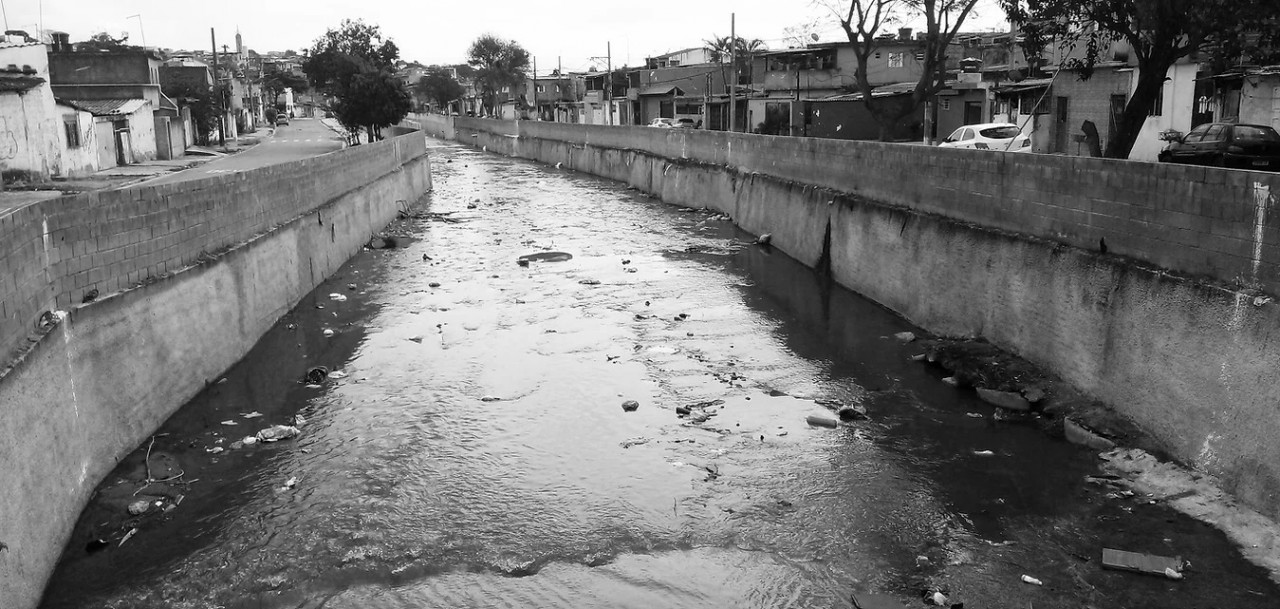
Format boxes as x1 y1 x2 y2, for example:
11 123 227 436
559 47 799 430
0 132 428 370
446 116 1280 297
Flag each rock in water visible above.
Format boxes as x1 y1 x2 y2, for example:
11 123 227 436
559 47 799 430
621 400 640 412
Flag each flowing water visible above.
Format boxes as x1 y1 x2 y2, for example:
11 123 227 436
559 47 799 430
40 142 1279 609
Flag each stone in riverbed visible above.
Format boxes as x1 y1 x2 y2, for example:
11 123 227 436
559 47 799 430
976 387 1031 412
621 400 640 412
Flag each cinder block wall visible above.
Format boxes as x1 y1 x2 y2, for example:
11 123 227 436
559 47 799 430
0 133 427 370
443 115 1280 295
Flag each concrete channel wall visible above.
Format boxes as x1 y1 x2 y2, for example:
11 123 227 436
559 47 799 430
0 133 432 609
415 113 1280 524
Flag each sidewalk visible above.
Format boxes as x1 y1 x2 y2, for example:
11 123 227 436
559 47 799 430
0 128 275 197
320 117 366 146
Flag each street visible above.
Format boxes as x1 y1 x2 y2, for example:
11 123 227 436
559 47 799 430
143 118 345 186
39 142 1280 609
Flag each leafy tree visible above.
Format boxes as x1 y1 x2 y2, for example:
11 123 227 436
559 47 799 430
466 35 531 116
78 31 139 51
331 69 412 141
704 36 768 93
304 19 411 142
1002 0 1280 159
821 0 980 141
414 67 466 112
261 71 310 109
163 81 220 145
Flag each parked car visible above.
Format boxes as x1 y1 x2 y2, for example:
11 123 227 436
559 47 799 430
276 113 290 126
938 122 1031 152
673 118 698 129
1157 122 1280 171
648 118 677 128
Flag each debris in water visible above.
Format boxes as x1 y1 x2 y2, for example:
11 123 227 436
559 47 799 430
327 370 348 380
1101 548 1184 579
322 329 335 338
118 528 138 547
127 500 150 515
220 420 238 426
620 437 649 448
837 405 868 421
242 411 263 419
1021 574 1043 586
973 450 995 457
965 412 985 418
579 279 601 285
283 476 298 489
305 366 329 384
347 283 357 290
941 376 959 387
621 400 640 412
894 331 916 343
255 425 301 443
806 414 839 428
82 289 99 304
480 395 502 402
329 293 347 302
366 235 397 249
756 233 772 246
429 282 441 288
926 590 948 605
518 251 574 264
976 387 1031 412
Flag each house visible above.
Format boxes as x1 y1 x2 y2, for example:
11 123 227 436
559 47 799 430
1203 67 1280 132
622 65 726 127
527 74 582 122
645 47 714 69
47 33 181 161
0 36 63 182
747 32 959 138
55 99 100 175
60 98 156 168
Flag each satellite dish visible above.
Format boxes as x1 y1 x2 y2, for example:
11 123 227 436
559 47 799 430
1008 69 1025 82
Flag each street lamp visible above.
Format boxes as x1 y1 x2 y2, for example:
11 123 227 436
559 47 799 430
127 14 146 48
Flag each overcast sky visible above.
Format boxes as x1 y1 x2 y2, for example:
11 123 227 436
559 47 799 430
5 0 1009 73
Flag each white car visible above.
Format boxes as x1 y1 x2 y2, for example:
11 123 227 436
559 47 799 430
648 118 677 128
939 122 1031 152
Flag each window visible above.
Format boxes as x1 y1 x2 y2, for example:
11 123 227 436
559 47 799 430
874 52 881 59
1148 82 1164 116
536 85 546 93
1203 124 1226 141
63 116 81 147
1233 125 1280 143
1182 123 1211 143
980 126 1022 139
940 98 950 111
960 128 975 141
888 52 904 68
915 51 925 61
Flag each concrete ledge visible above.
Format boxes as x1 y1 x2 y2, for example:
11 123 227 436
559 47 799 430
0 153 431 609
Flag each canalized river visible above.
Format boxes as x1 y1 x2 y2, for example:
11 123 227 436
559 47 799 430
40 141 1279 609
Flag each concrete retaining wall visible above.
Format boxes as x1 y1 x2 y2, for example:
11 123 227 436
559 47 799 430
416 112 1280 523
0 133 432 609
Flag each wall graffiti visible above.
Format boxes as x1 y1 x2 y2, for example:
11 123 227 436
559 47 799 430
0 115 19 160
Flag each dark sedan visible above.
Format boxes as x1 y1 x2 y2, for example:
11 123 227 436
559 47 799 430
1158 122 1280 171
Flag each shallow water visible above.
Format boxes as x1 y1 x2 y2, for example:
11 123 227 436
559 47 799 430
40 142 1279 609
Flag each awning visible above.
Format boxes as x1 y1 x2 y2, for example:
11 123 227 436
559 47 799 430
994 78 1053 94
59 98 150 116
0 74 44 92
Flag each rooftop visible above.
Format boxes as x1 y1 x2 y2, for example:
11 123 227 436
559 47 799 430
59 98 150 116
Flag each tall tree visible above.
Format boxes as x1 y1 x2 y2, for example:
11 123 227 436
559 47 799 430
414 67 466 112
466 35 530 117
163 81 220 145
1001 0 1280 159
304 19 411 142
260 71 310 110
821 0 980 141
704 36 768 92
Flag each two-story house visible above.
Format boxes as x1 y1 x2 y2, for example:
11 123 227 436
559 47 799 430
47 33 184 163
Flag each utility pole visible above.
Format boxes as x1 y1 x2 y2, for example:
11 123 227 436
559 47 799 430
531 56 537 120
729 13 736 133
606 42 613 126
558 56 563 123
212 28 225 148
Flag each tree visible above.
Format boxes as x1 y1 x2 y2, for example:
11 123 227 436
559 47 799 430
414 67 466 112
466 35 530 117
703 36 769 92
163 81 220 145
261 71 310 110
821 0 980 141
1002 0 1280 159
304 19 411 142
331 69 412 141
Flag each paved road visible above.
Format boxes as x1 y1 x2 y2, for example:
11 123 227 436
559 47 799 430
144 118 345 186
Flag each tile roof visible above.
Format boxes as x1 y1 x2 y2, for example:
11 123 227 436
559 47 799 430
59 98 149 116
